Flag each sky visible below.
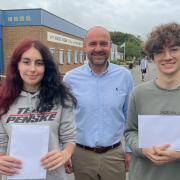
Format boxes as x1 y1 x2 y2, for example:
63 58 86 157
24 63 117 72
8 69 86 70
1 0 180 39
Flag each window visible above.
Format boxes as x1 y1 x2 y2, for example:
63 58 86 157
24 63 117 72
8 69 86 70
59 49 64 64
26 16 31 21
8 17 13 22
14 16 18 22
19 16 25 22
80 51 84 64
67 49 72 64
49 48 55 57
74 50 78 64
84 52 88 61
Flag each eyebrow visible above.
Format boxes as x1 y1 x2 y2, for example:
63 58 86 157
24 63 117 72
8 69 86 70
169 44 179 48
21 57 43 61
88 41 109 44
21 57 31 61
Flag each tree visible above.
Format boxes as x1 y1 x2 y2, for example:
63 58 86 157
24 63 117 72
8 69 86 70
110 31 144 59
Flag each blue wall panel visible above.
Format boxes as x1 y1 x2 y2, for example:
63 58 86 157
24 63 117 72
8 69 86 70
0 40 3 74
0 25 2 39
3 9 41 26
2 9 86 38
0 11 3 74
0 10 2 25
0 26 3 74
41 10 86 38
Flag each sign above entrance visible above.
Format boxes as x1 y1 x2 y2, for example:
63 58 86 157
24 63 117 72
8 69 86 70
47 32 83 48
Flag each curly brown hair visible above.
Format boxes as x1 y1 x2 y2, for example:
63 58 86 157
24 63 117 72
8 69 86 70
144 22 180 58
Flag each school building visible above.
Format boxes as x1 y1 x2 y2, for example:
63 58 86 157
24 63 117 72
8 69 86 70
0 8 87 75
0 8 119 76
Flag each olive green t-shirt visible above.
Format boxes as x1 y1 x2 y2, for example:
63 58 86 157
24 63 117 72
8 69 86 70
125 80 180 180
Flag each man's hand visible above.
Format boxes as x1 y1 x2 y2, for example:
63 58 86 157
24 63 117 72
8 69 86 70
64 159 73 174
125 152 132 172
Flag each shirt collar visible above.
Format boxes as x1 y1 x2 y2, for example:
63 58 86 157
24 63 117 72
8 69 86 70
87 61 110 76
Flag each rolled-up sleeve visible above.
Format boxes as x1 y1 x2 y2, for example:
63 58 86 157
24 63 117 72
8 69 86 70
58 104 76 145
0 121 8 153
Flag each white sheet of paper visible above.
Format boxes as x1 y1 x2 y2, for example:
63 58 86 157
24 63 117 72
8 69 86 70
8 125 49 179
138 115 180 150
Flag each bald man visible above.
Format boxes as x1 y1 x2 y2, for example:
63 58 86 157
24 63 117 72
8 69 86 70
64 26 133 180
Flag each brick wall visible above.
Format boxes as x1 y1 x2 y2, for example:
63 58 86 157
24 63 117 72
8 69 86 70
3 25 84 75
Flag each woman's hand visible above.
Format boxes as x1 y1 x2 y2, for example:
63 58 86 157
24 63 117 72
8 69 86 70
41 149 71 171
0 154 22 176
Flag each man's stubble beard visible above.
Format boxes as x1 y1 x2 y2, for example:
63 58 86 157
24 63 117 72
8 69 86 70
88 53 109 67
90 58 107 66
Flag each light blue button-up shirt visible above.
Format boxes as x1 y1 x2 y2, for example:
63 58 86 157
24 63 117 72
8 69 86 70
64 63 133 148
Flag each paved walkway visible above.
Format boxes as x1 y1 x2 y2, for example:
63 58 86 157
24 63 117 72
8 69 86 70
130 62 156 86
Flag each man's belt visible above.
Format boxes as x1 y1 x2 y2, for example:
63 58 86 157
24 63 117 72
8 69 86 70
76 142 121 153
